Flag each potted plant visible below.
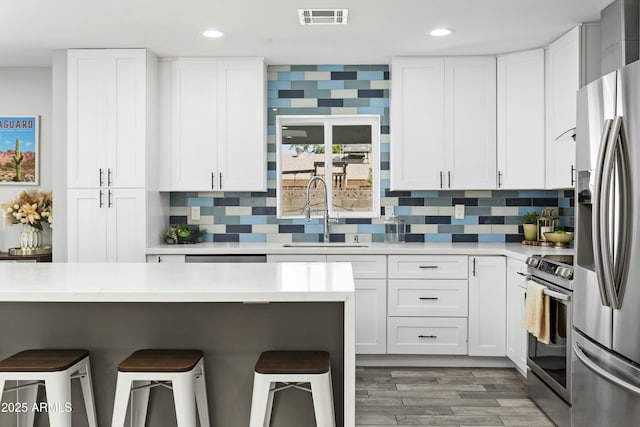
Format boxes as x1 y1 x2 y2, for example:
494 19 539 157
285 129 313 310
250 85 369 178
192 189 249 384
522 211 539 241
165 224 204 244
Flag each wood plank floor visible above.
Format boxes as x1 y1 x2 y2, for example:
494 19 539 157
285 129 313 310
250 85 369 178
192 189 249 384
356 367 554 426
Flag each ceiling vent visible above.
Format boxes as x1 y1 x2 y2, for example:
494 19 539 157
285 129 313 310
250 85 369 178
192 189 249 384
298 9 349 25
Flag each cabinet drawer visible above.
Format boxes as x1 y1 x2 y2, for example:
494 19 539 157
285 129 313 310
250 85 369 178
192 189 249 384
327 255 386 279
146 255 186 263
388 255 468 279
388 280 468 317
387 317 468 355
266 255 327 263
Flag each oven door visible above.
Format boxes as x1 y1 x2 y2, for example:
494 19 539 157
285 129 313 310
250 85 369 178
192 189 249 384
526 277 572 403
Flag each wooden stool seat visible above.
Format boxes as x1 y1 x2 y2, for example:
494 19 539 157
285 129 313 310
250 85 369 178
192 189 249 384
255 350 331 375
0 349 89 372
117 349 203 373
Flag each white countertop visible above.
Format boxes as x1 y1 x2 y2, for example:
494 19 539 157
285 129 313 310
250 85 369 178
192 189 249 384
0 262 354 303
146 242 573 262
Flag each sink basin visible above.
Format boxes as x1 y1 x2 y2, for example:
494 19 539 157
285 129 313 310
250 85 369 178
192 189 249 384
282 243 370 248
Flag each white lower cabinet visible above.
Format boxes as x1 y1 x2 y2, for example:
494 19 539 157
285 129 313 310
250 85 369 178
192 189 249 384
267 254 387 354
506 257 528 374
387 317 468 355
387 255 469 355
468 256 507 356
68 189 146 262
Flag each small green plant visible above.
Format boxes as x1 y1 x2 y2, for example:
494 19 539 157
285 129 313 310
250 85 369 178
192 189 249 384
522 211 539 224
165 224 205 244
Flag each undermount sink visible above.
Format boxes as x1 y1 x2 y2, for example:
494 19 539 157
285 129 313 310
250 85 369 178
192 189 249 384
282 243 370 248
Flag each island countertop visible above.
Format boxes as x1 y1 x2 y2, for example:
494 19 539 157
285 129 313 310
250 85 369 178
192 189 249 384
0 262 355 302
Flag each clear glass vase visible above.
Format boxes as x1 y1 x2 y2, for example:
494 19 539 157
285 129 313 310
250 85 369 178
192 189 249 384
20 224 42 250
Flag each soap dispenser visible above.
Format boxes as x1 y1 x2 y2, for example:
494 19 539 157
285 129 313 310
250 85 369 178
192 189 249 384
384 206 406 243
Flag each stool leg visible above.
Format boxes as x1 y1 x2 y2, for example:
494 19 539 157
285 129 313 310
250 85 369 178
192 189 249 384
78 359 98 427
17 382 38 427
172 372 197 427
249 373 272 427
0 379 4 402
263 382 276 427
44 371 72 427
193 360 211 427
110 373 132 427
131 381 150 427
310 372 336 427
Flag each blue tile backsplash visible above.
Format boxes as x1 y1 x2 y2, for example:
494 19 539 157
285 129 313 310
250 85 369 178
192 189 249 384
169 64 575 244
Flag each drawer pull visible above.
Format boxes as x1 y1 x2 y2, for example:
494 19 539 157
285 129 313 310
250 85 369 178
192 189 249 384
419 297 439 300
419 265 439 269
418 335 438 339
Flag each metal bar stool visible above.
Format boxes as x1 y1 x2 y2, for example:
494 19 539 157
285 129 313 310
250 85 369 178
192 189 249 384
0 349 98 427
249 350 335 427
110 349 209 427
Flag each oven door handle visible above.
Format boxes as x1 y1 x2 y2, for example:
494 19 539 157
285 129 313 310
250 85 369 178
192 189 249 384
543 288 570 301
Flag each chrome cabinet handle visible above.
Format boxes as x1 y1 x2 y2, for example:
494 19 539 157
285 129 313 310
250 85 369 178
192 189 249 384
472 257 476 277
448 171 451 188
211 172 215 189
108 190 112 208
498 171 502 188
570 165 576 186
440 171 443 188
418 335 437 339
220 172 223 190
157 256 162 263
419 265 439 269
419 297 439 300
99 168 104 187
99 190 104 208
107 168 112 186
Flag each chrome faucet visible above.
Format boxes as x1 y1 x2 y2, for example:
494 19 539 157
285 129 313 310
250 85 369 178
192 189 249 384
305 176 337 243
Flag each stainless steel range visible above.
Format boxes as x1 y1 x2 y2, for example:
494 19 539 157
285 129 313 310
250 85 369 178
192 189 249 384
523 254 574 427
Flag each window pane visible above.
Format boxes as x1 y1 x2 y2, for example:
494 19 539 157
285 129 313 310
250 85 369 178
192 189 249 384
330 125 373 213
280 125 324 216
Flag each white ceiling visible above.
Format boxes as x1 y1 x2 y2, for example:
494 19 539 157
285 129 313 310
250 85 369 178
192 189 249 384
0 0 613 67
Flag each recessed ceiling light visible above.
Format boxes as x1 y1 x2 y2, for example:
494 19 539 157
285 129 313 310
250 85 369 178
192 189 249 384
202 30 224 38
429 28 454 37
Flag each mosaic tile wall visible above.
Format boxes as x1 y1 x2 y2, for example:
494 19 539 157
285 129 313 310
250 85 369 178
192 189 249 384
169 65 575 244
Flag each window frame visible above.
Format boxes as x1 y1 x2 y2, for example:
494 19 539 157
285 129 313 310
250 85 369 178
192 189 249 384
276 114 381 219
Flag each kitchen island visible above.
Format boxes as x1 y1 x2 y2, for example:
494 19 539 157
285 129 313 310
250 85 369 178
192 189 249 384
0 262 355 427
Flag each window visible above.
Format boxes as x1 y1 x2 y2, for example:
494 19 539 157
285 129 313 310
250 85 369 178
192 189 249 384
276 115 380 219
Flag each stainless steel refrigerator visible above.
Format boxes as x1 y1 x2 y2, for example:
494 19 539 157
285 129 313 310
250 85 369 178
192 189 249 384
573 59 640 426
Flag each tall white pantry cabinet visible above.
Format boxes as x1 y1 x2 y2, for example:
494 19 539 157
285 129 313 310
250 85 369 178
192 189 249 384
67 49 157 262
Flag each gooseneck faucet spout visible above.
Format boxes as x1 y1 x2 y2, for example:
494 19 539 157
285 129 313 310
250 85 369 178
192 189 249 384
305 176 335 243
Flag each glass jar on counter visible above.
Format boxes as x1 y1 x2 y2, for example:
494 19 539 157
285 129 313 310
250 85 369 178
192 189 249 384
384 207 406 243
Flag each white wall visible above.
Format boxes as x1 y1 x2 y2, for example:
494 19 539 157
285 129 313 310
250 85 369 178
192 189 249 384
0 67 52 252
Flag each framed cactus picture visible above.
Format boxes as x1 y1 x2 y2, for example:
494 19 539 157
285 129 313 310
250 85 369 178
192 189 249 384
0 116 39 185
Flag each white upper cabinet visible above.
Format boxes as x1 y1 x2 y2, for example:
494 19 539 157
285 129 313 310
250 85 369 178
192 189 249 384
160 57 266 191
445 57 497 189
67 49 148 189
391 57 496 190
545 23 600 189
497 49 545 189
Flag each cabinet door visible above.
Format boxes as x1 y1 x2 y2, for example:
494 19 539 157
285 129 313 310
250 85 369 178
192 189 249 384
445 57 497 189
68 189 108 262
468 256 506 356
217 59 266 191
67 50 109 188
506 258 528 375
107 49 147 188
546 26 579 189
497 49 545 189
171 59 219 191
68 49 147 189
390 58 446 190
106 189 146 262
354 279 387 354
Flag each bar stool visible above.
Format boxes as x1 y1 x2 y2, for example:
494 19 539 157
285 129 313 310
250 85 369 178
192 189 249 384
0 349 98 427
249 350 335 427
111 349 209 427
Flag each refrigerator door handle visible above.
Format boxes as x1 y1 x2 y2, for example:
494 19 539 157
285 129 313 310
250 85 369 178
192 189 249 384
609 116 633 309
593 118 613 307
574 343 640 396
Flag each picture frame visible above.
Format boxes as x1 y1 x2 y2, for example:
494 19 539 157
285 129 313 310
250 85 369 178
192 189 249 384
0 116 39 185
